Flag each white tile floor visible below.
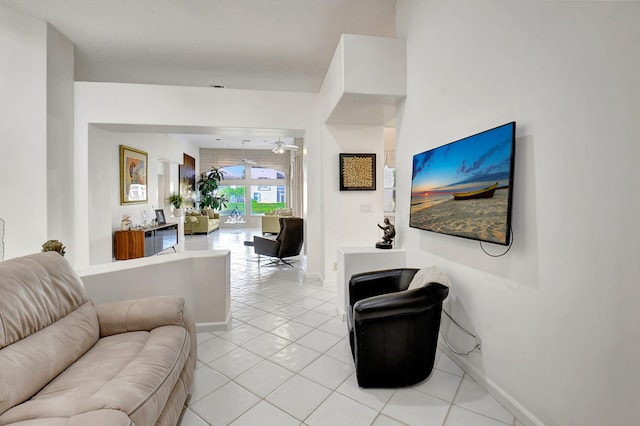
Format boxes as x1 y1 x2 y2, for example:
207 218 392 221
178 227 522 426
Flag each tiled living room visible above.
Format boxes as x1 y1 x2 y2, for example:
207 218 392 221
179 229 520 426
2 1 637 425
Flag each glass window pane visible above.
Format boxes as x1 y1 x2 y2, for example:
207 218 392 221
250 167 285 180
383 166 396 213
250 185 286 215
220 165 246 180
218 185 245 215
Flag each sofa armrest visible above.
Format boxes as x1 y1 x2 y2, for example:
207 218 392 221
96 295 189 337
353 283 449 322
253 235 279 256
349 268 419 307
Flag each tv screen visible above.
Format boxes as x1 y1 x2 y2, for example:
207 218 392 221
410 122 516 245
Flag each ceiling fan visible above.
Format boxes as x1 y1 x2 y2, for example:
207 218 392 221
272 138 299 154
239 140 257 165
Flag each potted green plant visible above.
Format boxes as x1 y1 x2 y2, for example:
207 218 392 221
167 193 184 216
42 239 66 256
197 167 228 211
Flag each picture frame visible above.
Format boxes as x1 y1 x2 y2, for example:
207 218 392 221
155 209 166 225
179 153 196 208
339 153 376 191
120 145 148 204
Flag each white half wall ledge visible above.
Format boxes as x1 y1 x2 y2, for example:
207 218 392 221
76 250 231 331
336 246 407 320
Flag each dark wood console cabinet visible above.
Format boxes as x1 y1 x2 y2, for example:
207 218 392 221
114 223 178 260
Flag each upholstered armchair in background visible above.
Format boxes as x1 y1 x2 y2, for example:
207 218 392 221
253 217 303 266
347 268 450 388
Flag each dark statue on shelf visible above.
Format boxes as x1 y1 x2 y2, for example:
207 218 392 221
376 218 396 249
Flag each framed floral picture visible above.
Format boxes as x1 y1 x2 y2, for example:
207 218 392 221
120 145 148 204
339 153 376 191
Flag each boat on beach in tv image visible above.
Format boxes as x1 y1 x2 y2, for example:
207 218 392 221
409 122 515 245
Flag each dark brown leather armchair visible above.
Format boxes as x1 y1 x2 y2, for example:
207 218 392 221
347 268 449 388
253 217 303 266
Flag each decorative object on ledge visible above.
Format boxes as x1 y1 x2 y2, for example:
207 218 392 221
179 153 196 208
121 215 132 231
376 217 395 249
120 145 148 205
155 209 167 225
41 239 66 256
167 193 184 217
340 153 376 191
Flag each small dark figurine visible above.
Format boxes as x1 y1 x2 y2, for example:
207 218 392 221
376 218 395 249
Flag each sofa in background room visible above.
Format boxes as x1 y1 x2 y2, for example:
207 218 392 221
261 208 298 234
185 208 220 235
0 252 196 425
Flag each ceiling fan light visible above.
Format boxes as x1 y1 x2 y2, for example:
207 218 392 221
273 142 286 154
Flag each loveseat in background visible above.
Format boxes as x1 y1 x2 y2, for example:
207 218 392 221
185 208 219 234
261 208 298 234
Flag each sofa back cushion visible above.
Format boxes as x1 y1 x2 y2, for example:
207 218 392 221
203 207 219 219
0 252 99 415
275 208 293 216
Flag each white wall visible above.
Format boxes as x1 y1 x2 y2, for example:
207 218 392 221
396 1 640 425
0 6 47 259
78 250 231 330
342 35 406 98
318 35 406 281
321 125 386 280
46 24 75 256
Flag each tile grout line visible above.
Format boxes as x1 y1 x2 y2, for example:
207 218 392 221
440 370 466 425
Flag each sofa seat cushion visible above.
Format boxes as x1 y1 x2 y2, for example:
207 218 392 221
0 326 190 425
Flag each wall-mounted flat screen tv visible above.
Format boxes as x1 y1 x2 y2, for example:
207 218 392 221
410 122 516 245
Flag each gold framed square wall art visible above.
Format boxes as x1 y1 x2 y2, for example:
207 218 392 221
340 153 376 191
120 145 148 204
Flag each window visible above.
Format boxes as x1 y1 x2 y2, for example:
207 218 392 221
212 165 287 216
251 166 285 180
218 185 245 215
250 185 286 214
219 165 245 179
384 165 396 213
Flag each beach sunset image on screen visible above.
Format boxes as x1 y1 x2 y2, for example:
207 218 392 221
409 122 516 245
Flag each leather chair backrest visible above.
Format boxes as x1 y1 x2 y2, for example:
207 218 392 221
276 217 304 258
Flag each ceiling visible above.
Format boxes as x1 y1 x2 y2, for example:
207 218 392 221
0 0 397 149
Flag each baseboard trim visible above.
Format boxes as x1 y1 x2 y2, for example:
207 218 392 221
306 272 323 281
196 312 231 332
441 345 545 426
